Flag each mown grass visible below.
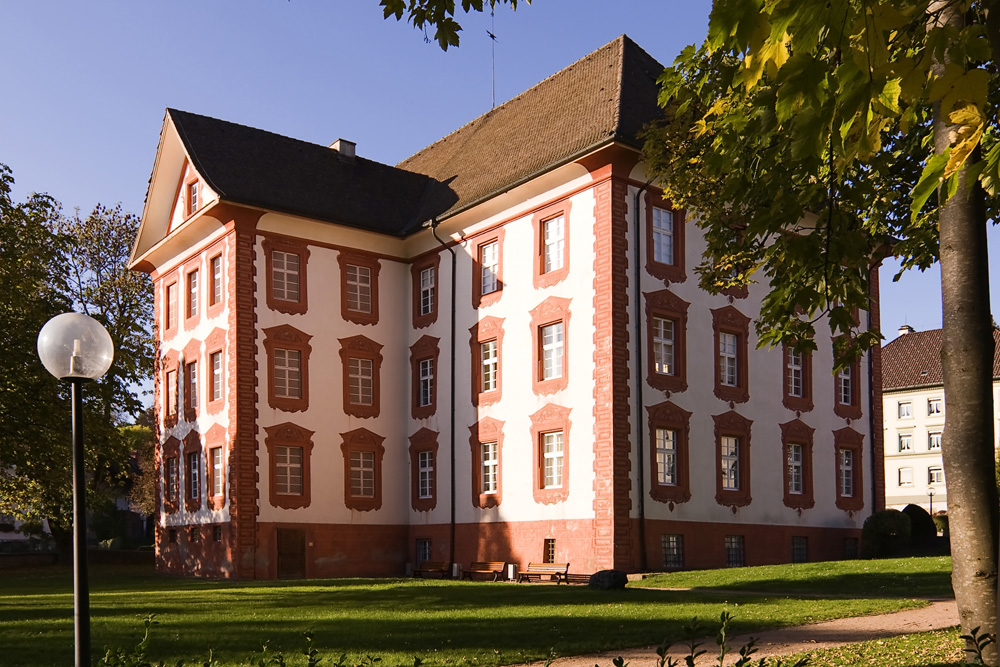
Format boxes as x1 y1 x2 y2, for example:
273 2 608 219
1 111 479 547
780 629 965 667
636 556 954 598
0 558 950 667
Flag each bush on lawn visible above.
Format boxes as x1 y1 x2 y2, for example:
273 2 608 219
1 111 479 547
902 504 937 546
861 509 912 558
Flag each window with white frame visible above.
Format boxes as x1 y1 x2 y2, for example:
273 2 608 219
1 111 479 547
188 181 199 214
929 432 942 450
186 362 198 410
652 207 674 265
481 441 498 494
187 270 199 318
652 316 675 375
719 332 738 387
898 401 912 419
187 452 200 499
787 349 804 397
275 445 303 495
480 340 498 392
166 457 178 502
540 322 564 381
273 349 302 399
839 449 855 497
542 431 564 488
165 370 177 416
480 241 499 295
898 433 913 452
787 443 803 494
348 358 374 406
721 436 740 490
210 255 223 306
418 358 434 408
416 538 432 565
654 427 677 485
419 267 435 316
350 450 375 497
928 466 944 485
418 451 434 499
211 447 224 496
271 250 300 302
210 351 223 402
898 467 913 486
662 534 684 570
346 265 372 313
837 365 853 405
166 282 178 329
542 215 564 273
928 398 943 416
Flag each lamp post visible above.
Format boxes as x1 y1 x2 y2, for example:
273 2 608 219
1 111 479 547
37 313 114 667
928 487 936 516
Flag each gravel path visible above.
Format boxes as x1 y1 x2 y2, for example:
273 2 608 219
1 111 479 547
518 598 958 667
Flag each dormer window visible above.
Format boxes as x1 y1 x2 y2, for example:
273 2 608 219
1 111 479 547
188 181 199 215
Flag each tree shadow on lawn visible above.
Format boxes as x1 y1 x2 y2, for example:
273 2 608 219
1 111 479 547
650 571 953 598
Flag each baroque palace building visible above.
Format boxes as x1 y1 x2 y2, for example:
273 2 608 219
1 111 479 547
129 35 884 579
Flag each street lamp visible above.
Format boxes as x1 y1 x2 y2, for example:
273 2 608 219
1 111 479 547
37 313 114 667
928 487 936 516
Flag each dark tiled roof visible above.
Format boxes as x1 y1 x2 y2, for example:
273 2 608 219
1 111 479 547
168 108 457 237
397 35 665 218
882 328 1000 391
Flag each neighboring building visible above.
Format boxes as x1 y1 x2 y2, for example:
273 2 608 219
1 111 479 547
882 325 1000 513
129 36 882 579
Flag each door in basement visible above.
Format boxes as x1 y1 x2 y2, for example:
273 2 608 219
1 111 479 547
276 528 306 579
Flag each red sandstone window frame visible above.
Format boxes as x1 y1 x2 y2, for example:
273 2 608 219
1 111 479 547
834 427 865 512
410 335 440 420
712 306 750 403
182 432 202 512
164 366 178 424
713 410 753 508
532 201 571 289
411 254 440 329
782 345 814 412
409 428 439 512
833 347 863 420
183 360 198 419
339 335 382 419
529 404 571 505
164 280 178 334
186 177 200 217
644 191 686 284
264 422 314 510
469 316 504 407
780 419 815 510
209 253 224 309
263 324 312 413
644 288 689 393
647 400 692 504
341 428 385 512
472 228 505 309
530 296 571 396
469 417 504 509
161 436 180 514
263 237 309 315
338 249 381 326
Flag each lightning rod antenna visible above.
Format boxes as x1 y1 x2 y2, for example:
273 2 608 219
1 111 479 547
487 8 497 108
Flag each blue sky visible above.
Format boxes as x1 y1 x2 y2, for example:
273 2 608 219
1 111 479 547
1 1 995 340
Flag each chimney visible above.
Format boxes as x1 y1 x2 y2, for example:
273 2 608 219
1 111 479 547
330 138 356 160
898 324 915 336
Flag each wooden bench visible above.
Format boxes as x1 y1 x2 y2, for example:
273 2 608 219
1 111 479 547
461 561 507 581
518 562 570 584
413 561 451 578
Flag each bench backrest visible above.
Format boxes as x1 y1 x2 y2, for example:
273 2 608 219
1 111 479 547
524 562 569 573
469 561 506 571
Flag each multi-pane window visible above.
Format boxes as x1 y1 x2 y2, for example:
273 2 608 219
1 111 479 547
213 526 223 542
542 431 564 488
721 436 740 490
210 351 223 402
274 348 302 399
839 449 855 497
844 537 859 559
652 317 675 375
419 267 435 316
544 538 556 564
166 282 178 329
187 270 199 318
540 322 564 381
898 434 912 452
188 181 199 214
928 398 943 416
350 450 375 497
928 466 944 485
418 358 434 407
652 207 674 265
898 401 912 419
271 250 300 302
662 534 684 570
186 362 198 410
211 447 224 496
210 255 223 306
787 349 804 397
187 452 200 499
346 265 372 313
837 366 853 405
481 441 499 494
416 539 432 565
654 428 677 485
787 443 803 494
480 241 499 295
719 332 738 386
929 432 942 450
542 215 564 273
275 445 303 495
418 451 434 499
791 536 808 564
165 370 177 416
898 467 913 486
348 358 374 406
480 340 498 392
724 535 745 567
166 457 178 502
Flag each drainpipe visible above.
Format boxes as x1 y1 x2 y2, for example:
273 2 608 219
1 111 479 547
633 179 653 572
429 219 458 569
867 292 878 516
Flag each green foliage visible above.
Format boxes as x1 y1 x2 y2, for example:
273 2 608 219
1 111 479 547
861 509 913 559
379 0 525 50
901 503 938 545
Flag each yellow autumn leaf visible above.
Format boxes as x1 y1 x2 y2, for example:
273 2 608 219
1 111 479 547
944 102 985 178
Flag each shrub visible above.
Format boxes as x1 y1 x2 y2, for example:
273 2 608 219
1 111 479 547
861 509 912 558
933 513 949 536
902 504 937 546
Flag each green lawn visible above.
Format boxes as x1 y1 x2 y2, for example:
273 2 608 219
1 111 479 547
0 558 950 667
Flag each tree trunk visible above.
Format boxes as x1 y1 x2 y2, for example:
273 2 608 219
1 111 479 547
932 6 1000 663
